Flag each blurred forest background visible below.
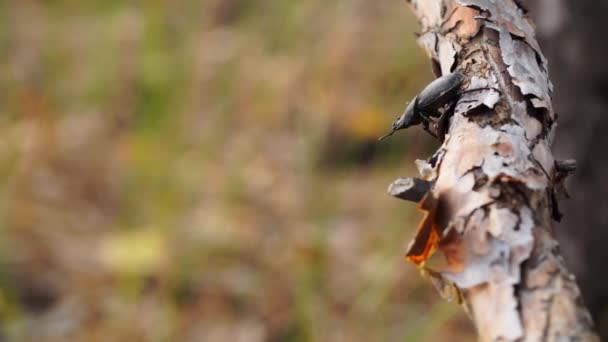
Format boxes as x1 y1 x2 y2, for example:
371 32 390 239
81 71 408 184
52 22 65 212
1 1 607 341
0 1 473 341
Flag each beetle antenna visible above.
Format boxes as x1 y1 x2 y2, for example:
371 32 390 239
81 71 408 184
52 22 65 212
378 131 395 141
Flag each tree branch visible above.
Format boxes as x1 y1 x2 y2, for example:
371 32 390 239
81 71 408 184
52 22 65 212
388 177 431 202
397 1 599 340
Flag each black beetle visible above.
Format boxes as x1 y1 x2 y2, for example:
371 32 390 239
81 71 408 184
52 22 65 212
379 72 466 141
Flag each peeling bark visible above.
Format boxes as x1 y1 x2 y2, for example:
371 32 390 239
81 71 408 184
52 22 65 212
388 177 431 202
396 0 599 340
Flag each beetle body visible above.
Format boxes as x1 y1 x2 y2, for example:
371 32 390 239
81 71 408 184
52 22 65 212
416 72 465 111
378 72 466 141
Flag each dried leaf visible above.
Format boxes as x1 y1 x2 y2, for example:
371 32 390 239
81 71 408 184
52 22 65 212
405 192 441 265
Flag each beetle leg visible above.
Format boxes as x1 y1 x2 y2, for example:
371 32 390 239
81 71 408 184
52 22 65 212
460 86 502 95
418 108 443 139
437 101 457 141
422 121 438 138
418 110 438 123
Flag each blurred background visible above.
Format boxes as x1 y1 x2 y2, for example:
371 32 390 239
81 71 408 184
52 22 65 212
1 1 606 341
0 1 474 341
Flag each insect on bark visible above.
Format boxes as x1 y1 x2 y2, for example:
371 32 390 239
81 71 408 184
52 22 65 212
379 72 466 141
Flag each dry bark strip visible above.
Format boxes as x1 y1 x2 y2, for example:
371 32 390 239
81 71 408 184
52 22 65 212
397 0 599 340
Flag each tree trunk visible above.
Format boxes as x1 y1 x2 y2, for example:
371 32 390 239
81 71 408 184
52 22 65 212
394 1 599 340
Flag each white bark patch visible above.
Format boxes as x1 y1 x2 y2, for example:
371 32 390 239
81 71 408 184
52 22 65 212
490 125 547 189
524 116 543 141
482 90 501 108
442 206 533 285
501 207 534 247
417 32 438 59
456 0 547 65
455 171 475 193
436 124 547 190
487 207 517 237
454 75 501 116
490 207 534 284
504 100 544 143
412 0 444 29
443 206 533 341
532 142 555 176
443 187 493 225
436 121 488 180
508 207 535 275
469 76 488 88
415 159 438 181
442 236 510 288
470 280 524 340
455 88 501 115
438 36 457 74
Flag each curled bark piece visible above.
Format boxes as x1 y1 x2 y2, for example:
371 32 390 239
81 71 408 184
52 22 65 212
554 159 577 200
400 0 599 340
442 6 482 39
499 29 553 114
387 177 432 202
555 159 577 174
